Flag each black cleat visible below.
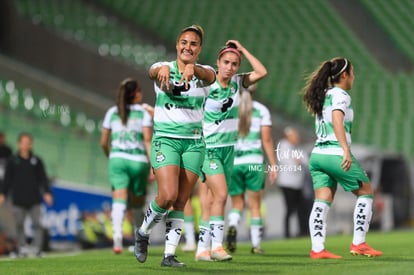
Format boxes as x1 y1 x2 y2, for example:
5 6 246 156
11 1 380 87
160 255 186 267
134 230 150 263
226 226 237 253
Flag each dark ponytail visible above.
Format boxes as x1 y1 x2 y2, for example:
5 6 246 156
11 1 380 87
303 57 351 118
117 78 140 125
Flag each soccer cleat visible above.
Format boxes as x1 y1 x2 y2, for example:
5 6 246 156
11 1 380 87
350 242 382 257
18 246 29 258
182 242 196 252
211 246 232 261
226 226 237 253
251 247 265 255
113 237 123 254
310 249 342 259
134 230 150 263
195 250 213 262
160 255 186 267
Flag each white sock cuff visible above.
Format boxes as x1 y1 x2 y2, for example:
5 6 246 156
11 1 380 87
112 201 127 211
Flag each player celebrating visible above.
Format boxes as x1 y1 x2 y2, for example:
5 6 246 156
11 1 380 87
134 25 215 267
303 57 382 259
195 40 267 261
101 78 153 254
226 86 277 254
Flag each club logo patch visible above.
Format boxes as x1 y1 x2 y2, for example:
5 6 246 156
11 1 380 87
156 152 166 162
209 160 218 170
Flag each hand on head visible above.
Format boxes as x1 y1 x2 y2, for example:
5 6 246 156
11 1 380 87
226 40 244 52
142 103 154 118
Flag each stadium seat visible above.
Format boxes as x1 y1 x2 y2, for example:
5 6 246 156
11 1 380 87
361 0 414 62
14 0 171 69
0 79 107 187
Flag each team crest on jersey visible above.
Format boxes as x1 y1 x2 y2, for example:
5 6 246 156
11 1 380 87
156 151 166 162
209 160 218 170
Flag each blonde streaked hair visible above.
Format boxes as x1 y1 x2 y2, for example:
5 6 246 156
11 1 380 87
238 83 257 137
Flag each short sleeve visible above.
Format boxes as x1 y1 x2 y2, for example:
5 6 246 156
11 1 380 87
102 107 115 129
260 106 272 126
196 64 216 86
331 90 349 114
142 110 153 127
254 101 272 126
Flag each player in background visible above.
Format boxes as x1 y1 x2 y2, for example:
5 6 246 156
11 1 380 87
134 25 216 268
101 78 153 254
303 57 382 259
195 40 267 262
225 85 277 254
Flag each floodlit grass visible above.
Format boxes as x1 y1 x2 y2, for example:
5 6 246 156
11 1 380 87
1 231 413 275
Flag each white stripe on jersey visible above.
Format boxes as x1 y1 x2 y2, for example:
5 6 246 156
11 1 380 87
313 87 353 155
153 105 204 124
152 61 214 139
234 101 272 164
234 155 264 165
109 152 149 162
102 104 152 157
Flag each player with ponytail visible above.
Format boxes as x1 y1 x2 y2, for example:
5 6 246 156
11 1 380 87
101 78 153 255
195 40 267 262
303 57 382 259
226 83 277 255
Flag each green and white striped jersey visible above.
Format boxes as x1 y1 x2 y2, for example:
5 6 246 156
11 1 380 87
102 104 153 162
234 101 272 165
152 61 214 139
204 74 246 148
312 86 353 155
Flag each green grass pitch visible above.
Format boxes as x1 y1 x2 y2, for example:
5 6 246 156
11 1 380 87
1 231 413 275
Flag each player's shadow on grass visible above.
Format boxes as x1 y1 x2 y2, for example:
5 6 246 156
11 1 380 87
348 256 412 262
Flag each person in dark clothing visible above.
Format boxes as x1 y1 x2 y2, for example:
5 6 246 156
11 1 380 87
0 131 12 157
0 131 13 182
0 133 53 257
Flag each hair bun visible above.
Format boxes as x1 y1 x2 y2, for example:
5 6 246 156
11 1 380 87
227 42 237 49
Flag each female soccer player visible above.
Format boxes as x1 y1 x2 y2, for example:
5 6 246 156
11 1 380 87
101 78 153 254
226 87 277 255
134 25 215 267
303 57 382 259
195 40 267 261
